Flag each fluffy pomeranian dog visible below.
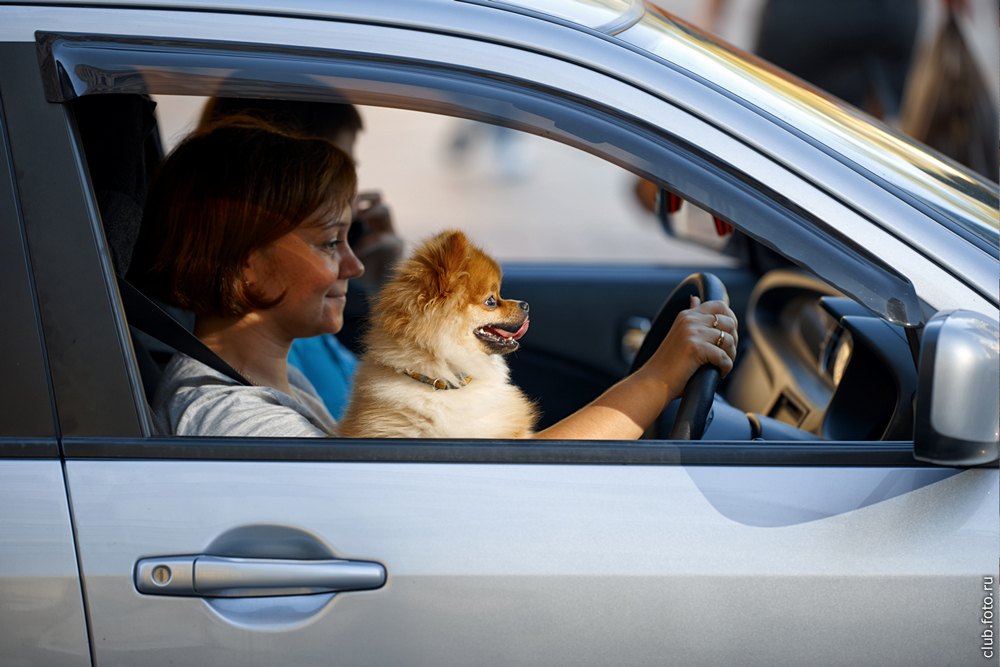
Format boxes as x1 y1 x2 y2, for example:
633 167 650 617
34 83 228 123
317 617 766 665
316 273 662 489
338 230 539 438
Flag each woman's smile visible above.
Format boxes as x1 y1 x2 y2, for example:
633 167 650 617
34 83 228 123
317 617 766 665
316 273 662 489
244 211 364 341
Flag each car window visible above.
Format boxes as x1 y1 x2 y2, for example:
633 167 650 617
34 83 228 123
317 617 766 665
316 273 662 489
23 25 966 449
154 96 734 267
141 93 749 435
134 90 901 445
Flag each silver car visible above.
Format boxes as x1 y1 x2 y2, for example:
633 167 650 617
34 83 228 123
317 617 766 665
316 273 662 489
0 1 997 665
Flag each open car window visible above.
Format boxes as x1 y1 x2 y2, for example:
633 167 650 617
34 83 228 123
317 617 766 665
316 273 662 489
88 92 908 449
10 20 989 456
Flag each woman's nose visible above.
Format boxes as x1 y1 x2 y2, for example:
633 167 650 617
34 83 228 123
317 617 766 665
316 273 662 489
342 243 365 279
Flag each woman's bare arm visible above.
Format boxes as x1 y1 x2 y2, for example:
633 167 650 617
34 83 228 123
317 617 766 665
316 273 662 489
533 298 738 440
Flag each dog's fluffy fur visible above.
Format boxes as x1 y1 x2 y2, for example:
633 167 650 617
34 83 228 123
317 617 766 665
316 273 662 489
338 230 538 438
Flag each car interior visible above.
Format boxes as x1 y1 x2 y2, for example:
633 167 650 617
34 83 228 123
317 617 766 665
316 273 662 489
69 89 923 444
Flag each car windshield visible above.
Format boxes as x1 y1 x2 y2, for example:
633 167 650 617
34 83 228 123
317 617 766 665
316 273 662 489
619 7 1000 250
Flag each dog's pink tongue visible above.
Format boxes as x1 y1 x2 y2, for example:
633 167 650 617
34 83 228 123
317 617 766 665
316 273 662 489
487 320 530 340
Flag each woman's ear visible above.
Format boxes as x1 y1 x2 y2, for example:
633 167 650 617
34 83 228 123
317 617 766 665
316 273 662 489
240 247 274 303
243 247 269 287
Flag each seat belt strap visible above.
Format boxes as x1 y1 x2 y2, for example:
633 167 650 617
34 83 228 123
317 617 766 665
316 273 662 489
116 275 252 387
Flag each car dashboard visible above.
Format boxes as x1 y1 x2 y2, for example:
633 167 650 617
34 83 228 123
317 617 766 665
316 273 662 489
723 269 919 441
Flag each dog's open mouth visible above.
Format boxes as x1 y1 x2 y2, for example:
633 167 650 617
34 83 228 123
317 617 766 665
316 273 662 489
474 320 529 351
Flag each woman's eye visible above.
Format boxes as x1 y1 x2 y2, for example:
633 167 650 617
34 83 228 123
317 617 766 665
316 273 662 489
322 238 341 252
485 296 497 308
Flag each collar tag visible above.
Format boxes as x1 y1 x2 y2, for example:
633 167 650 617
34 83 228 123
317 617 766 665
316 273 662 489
403 369 471 390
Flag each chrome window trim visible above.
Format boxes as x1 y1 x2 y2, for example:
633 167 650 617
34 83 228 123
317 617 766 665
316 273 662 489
479 0 646 35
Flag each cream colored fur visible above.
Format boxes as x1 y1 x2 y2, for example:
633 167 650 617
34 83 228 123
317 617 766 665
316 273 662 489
338 231 538 438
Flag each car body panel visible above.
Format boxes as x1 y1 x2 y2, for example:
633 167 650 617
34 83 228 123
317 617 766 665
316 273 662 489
484 0 646 34
0 41 147 439
0 461 92 666
0 80 85 662
67 459 996 667
0 73 56 440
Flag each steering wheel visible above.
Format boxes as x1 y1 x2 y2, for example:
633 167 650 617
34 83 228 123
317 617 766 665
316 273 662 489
627 273 729 440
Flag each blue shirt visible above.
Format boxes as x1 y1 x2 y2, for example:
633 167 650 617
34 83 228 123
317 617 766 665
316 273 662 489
287 334 358 420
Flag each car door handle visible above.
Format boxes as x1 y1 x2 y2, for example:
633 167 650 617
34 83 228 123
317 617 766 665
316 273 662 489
135 555 386 598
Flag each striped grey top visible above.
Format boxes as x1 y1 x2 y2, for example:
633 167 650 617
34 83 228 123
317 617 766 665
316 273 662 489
153 353 336 437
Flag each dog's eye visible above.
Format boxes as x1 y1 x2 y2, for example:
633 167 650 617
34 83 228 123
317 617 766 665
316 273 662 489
484 296 497 308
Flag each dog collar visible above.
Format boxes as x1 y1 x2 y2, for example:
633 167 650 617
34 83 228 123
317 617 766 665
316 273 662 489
403 369 472 390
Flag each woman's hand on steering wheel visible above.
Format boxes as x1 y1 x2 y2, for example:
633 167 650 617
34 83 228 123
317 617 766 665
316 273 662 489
634 296 739 404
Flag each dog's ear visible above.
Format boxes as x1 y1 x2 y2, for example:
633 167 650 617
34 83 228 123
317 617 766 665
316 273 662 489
374 231 470 336
420 230 469 300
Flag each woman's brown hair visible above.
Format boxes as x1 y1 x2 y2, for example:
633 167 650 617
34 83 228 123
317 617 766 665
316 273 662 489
130 116 357 316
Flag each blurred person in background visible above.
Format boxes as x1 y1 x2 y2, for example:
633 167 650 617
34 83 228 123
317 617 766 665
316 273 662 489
701 0 923 120
698 0 995 179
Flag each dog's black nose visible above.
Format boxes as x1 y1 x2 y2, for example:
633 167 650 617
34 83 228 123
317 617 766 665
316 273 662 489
517 300 529 314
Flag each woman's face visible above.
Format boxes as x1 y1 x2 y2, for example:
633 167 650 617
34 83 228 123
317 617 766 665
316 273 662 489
245 205 364 341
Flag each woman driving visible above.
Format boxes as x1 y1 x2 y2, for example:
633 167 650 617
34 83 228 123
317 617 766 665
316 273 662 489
133 115 738 438
133 116 360 436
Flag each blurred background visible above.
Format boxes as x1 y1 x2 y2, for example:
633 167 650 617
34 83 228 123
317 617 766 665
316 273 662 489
676 0 997 105
154 0 999 265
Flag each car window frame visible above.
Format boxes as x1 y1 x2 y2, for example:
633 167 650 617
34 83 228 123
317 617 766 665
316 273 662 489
0 25 975 467
0 41 150 442
0 61 60 455
39 30 932 324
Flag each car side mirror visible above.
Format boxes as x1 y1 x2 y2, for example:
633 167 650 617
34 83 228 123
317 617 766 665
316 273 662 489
654 186 683 237
913 310 999 466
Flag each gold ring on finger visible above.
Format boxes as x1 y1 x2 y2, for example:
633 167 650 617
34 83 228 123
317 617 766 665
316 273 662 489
716 331 725 347
712 314 719 329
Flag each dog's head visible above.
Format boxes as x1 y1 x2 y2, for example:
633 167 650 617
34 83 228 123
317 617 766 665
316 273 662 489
372 230 529 359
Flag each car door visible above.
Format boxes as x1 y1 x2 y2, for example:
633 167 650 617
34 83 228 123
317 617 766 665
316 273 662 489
1 4 996 667
0 84 91 666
